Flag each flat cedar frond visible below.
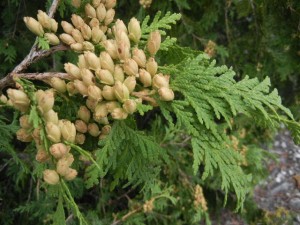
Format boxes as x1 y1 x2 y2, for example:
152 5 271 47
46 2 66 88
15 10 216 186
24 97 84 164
159 51 298 209
85 120 168 189
192 133 251 210
141 11 181 37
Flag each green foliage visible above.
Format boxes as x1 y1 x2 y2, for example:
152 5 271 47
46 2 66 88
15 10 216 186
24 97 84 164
141 11 181 37
1 1 300 224
85 119 168 190
37 36 50 50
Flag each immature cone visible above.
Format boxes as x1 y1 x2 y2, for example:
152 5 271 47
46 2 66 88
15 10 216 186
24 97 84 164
113 65 125 82
77 106 91 123
106 101 120 112
92 27 104 43
146 57 158 76
7 88 30 112
78 54 88 69
64 168 78 181
114 19 128 35
37 10 52 30
56 155 74 176
100 52 115 73
105 0 117 9
36 149 49 163
103 40 118 59
23 17 44 37
43 169 60 185
44 33 60 45
152 74 170 89
72 29 84 43
43 109 59 124
90 18 100 28
61 21 74 34
123 99 137 114
81 69 95 86
123 76 136 93
88 123 100 137
19 115 32 129
114 81 129 102
84 52 101 71
87 85 103 101
85 4 97 18
83 41 95 52
95 116 109 125
59 120 76 143
86 98 98 111
104 9 115 26
50 143 70 159
64 63 81 79
96 3 107 22
158 87 174 101
93 0 101 8
94 103 109 120
75 120 88 133
66 82 78 95
50 77 66 93
128 18 141 43
96 69 115 85
132 48 146 68
71 43 84 52
117 41 131 61
81 24 92 40
75 133 86 145
74 80 88 96
123 59 138 77
46 122 61 143
50 19 58 33
102 85 116 100
111 108 128 120
101 125 111 135
139 69 152 87
147 30 161 56
60 33 76 45
16 128 33 142
36 89 55 114
71 14 85 29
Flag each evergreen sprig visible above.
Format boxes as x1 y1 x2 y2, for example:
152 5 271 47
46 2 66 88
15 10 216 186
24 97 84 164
141 11 181 37
158 50 299 209
85 120 168 190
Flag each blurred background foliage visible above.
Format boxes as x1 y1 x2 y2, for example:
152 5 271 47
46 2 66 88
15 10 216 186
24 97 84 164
0 0 299 224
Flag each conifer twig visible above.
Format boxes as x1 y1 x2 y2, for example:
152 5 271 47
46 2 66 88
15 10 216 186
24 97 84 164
0 0 67 91
13 72 70 81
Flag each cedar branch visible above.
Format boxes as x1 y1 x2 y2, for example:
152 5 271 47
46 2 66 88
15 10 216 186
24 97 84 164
13 72 70 81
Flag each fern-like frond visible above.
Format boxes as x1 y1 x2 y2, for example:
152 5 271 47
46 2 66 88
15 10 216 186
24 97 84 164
141 11 181 37
170 53 294 134
85 120 168 189
158 51 299 209
192 132 251 209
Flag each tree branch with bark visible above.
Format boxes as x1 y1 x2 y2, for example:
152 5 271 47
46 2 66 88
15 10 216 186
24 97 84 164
0 0 68 92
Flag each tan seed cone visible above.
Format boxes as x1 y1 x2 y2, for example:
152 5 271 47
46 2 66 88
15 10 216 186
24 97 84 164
64 168 78 181
128 17 141 43
75 120 88 133
23 17 44 37
43 109 59 124
43 169 60 185
111 108 128 120
46 122 61 143
88 123 100 137
50 143 70 159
